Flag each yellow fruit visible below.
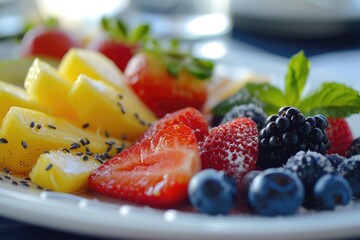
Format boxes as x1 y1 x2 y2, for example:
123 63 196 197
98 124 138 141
68 75 156 141
0 107 129 175
57 48 156 126
24 58 77 121
29 150 101 193
0 81 43 121
58 48 125 87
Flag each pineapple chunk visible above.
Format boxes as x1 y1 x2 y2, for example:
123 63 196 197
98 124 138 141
0 81 43 121
24 58 77 121
58 48 125 87
58 48 156 125
29 150 101 193
0 107 129 175
68 75 156 141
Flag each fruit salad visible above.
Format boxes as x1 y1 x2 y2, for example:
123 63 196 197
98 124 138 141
0 43 360 219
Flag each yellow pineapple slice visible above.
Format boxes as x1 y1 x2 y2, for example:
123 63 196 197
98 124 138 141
0 106 129 175
24 58 77 121
0 81 43 121
68 75 156 141
58 48 125 87
29 150 101 193
57 48 156 125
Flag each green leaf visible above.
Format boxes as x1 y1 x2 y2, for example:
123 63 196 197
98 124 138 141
115 19 127 39
166 61 182 78
101 17 111 31
299 82 360 117
212 86 263 116
129 24 150 43
185 64 212 80
285 50 310 106
246 83 287 115
193 58 214 70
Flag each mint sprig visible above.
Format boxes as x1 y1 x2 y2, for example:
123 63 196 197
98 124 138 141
213 51 360 118
144 38 214 80
285 50 309 106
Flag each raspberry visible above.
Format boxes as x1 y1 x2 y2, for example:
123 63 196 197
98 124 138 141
284 150 334 208
220 103 267 131
258 106 330 169
345 137 360 158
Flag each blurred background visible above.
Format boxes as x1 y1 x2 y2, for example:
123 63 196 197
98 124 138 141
1 0 359 83
1 0 360 56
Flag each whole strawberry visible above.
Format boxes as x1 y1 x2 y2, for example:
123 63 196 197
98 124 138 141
200 118 259 186
139 107 209 144
125 39 214 117
326 118 353 156
88 18 150 72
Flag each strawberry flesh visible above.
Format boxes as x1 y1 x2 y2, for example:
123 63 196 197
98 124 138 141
89 124 201 208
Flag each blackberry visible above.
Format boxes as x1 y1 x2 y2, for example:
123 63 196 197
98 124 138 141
258 106 330 169
220 103 267 131
337 155 360 198
326 154 346 169
284 150 334 208
345 137 360 158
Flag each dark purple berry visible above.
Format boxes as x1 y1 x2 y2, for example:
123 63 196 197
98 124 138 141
258 106 330 169
284 150 334 209
345 137 360 158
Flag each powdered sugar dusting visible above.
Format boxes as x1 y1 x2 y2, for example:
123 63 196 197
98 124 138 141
200 118 259 184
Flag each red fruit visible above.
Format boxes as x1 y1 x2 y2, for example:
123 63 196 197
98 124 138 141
20 26 80 60
89 124 201 208
125 45 213 118
89 18 150 72
326 117 353 156
139 107 209 144
200 118 259 185
90 40 137 72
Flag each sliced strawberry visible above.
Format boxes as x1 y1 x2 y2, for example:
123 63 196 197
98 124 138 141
89 124 201 208
326 117 353 156
139 107 209 144
200 118 258 186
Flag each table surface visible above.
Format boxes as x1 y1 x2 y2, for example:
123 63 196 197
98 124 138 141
0 13 360 240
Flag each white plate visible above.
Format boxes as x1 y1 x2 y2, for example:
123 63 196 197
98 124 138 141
0 54 359 240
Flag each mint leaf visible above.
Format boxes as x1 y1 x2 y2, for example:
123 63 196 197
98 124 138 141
285 51 310 106
129 24 150 43
246 83 287 114
212 87 263 116
299 82 360 117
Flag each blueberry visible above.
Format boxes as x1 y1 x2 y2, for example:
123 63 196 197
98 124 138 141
240 170 262 194
248 168 304 216
337 155 360 198
314 174 352 210
284 150 334 208
188 169 237 215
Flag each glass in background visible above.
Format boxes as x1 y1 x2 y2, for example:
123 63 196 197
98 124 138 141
123 0 232 40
